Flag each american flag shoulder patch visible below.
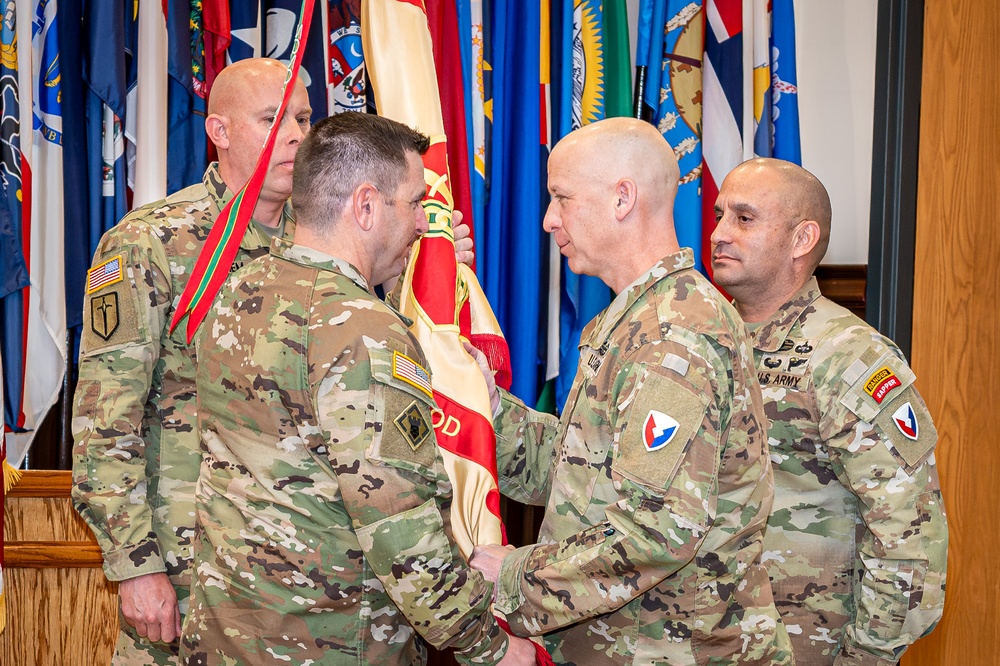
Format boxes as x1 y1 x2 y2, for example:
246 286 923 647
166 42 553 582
87 255 125 294
392 351 433 398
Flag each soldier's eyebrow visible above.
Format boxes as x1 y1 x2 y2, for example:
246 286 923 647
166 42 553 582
729 202 761 217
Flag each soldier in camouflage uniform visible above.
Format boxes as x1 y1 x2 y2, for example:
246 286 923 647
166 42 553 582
711 158 948 665
469 118 793 665
179 111 536 665
71 59 312 665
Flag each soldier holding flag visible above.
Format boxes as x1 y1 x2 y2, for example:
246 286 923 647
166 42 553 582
179 111 535 665
470 118 793 665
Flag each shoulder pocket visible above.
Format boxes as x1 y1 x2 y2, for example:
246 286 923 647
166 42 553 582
871 388 938 470
366 346 441 477
80 245 153 355
840 352 936 470
612 368 711 491
839 350 916 423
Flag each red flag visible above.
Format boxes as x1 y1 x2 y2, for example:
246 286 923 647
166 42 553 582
424 0 475 253
362 3 550 662
202 0 231 101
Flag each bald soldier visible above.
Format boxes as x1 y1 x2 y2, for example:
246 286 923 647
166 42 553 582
711 159 947 665
72 59 311 664
469 118 793 664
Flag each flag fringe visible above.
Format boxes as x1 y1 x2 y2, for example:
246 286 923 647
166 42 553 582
3 459 22 494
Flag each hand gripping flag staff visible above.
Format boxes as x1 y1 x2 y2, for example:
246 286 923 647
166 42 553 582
169 0 316 341
362 2 551 663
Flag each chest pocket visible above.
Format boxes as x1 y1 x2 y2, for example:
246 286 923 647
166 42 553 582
365 346 441 479
552 345 616 519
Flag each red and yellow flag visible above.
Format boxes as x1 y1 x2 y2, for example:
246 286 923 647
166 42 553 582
363 9 553 661
362 0 508 559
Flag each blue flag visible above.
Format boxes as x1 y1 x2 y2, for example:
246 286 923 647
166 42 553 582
553 0 612 410
166 1 208 193
481 0 546 407
229 1 262 62
83 0 131 255
59 0 92 331
264 0 328 121
770 0 800 164
637 0 704 271
0 0 25 431
0 1 26 300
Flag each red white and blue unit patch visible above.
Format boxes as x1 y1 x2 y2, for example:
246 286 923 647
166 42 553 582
643 410 680 452
892 402 919 440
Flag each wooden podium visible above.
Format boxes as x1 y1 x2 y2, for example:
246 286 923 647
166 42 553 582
2 470 118 665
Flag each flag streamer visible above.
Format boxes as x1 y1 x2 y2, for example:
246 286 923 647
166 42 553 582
170 0 315 341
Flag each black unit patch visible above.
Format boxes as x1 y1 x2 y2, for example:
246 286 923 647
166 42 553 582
90 292 120 341
394 401 432 452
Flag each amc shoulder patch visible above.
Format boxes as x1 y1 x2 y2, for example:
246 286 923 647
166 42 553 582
613 369 709 490
872 388 938 471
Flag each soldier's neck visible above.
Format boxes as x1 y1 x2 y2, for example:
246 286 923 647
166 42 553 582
251 199 285 229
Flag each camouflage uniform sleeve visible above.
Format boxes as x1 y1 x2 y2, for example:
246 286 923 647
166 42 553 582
327 345 509 666
494 343 725 634
494 387 559 506
818 340 948 665
71 224 172 581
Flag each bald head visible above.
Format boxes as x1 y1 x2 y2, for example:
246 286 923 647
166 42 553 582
544 118 684 292
204 58 312 215
553 117 681 207
208 58 305 116
730 158 832 269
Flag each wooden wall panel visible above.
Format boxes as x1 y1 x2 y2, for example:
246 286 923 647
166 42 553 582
1 471 118 666
902 0 1000 663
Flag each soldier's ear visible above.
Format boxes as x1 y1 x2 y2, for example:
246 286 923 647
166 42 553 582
791 219 821 259
353 182 379 231
205 114 229 151
613 178 637 222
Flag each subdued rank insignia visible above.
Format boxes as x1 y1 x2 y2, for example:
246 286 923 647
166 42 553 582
394 401 431 452
90 292 120 341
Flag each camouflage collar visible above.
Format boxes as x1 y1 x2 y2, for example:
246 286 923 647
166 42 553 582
748 276 822 352
581 248 696 349
203 162 230 206
270 237 372 293
203 162 297 248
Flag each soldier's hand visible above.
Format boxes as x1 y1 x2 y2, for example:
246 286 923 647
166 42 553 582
453 210 474 266
470 544 513 587
463 340 500 415
497 635 539 666
119 572 182 644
